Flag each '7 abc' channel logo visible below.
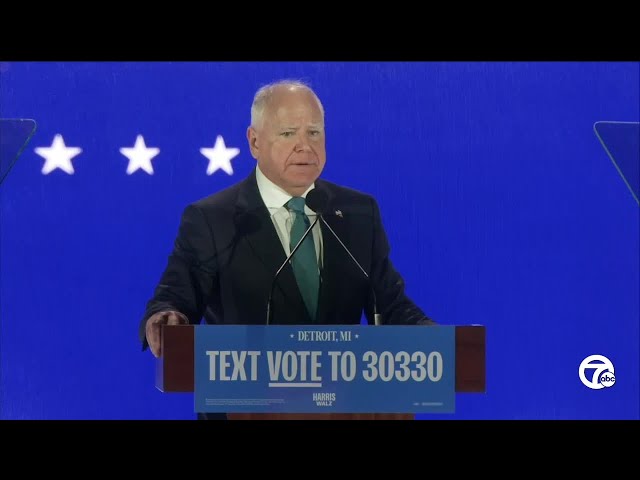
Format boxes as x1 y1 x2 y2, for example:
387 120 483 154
578 355 616 389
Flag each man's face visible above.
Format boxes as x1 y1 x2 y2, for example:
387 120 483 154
247 87 326 196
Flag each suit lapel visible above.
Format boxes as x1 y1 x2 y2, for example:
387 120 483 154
235 170 311 324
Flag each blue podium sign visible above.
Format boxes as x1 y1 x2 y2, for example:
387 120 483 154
194 325 455 414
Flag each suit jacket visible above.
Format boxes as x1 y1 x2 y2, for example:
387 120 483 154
139 169 433 347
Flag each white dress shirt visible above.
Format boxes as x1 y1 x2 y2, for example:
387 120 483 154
255 166 323 269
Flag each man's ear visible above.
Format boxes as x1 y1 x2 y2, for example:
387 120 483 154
247 126 259 159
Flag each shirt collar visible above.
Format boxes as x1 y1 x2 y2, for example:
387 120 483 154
255 165 315 213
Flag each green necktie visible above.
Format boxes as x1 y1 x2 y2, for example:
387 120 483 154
286 196 319 321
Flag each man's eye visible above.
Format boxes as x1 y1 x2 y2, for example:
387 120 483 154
281 131 294 137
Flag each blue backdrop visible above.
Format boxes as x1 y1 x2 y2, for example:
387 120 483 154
1 62 637 420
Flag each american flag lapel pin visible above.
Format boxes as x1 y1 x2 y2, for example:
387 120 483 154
335 209 343 218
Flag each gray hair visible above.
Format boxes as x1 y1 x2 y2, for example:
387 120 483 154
250 79 325 129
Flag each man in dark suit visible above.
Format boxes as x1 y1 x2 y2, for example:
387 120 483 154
139 79 435 418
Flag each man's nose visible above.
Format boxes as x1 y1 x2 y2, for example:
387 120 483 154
294 133 312 151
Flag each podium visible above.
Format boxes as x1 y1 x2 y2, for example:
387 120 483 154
0 118 37 186
156 324 485 420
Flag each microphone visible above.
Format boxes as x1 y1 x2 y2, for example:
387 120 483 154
265 189 382 326
265 189 326 325
304 188 329 215
313 200 382 326
306 189 381 326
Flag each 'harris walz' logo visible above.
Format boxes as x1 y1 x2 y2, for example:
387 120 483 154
313 392 336 406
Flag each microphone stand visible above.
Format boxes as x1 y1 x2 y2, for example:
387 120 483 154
266 214 321 325
319 217 381 325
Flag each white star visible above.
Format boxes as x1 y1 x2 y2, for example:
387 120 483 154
34 134 82 175
200 135 240 176
290 334 294 338
120 135 160 175
355 334 359 339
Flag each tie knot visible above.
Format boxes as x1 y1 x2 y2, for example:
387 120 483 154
287 196 306 213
